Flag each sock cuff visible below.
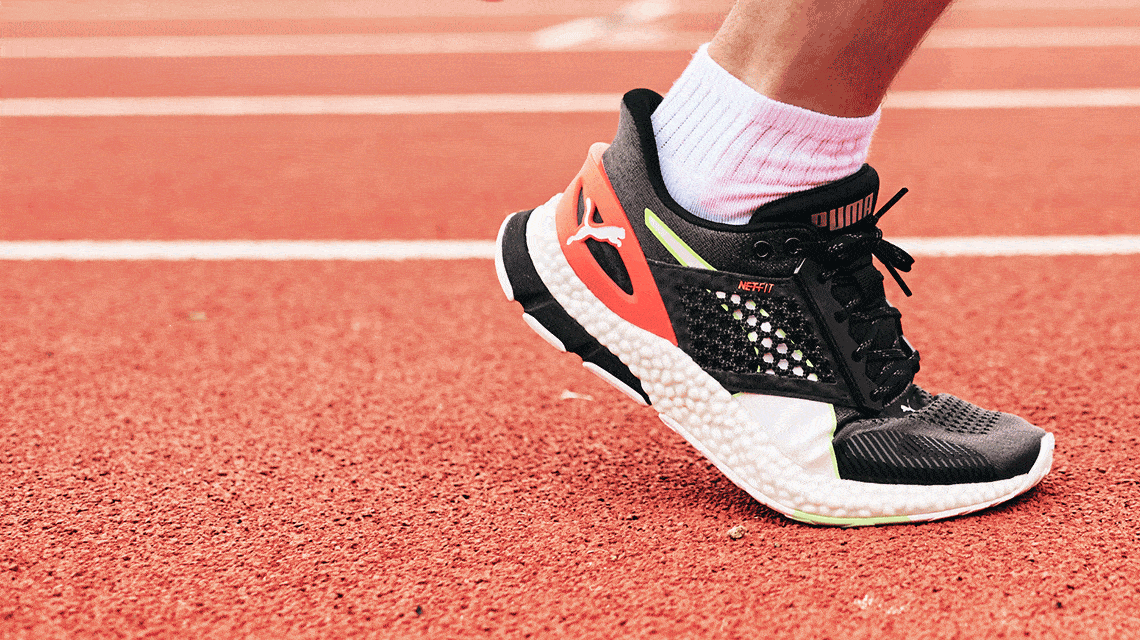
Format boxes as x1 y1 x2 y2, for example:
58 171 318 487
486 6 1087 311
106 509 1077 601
663 44 881 147
651 43 882 224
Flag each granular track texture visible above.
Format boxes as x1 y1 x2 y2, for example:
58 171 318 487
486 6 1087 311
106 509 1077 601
2 258 1139 639
5 6 1140 636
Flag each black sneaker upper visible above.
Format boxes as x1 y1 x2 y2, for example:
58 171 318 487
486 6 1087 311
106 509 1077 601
592 89 1044 483
602 88 917 413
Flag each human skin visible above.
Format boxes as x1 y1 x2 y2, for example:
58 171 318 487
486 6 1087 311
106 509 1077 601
709 0 955 116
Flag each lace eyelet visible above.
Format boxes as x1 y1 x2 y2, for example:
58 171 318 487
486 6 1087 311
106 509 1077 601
752 240 772 259
851 351 862 363
833 311 847 323
784 237 802 255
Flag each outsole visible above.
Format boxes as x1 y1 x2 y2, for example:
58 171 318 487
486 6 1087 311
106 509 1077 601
496 205 650 406
497 194 1054 526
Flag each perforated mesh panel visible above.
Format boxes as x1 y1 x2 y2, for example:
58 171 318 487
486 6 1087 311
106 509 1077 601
679 287 834 382
921 395 1001 436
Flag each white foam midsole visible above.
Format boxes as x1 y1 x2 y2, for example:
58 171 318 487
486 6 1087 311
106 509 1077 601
522 192 1051 522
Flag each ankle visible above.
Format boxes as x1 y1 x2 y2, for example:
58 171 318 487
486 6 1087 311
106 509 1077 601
651 44 880 225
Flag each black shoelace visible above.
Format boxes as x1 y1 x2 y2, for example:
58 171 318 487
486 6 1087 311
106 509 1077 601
805 189 921 404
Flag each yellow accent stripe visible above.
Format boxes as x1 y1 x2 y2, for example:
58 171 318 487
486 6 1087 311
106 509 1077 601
791 511 913 526
644 208 715 270
827 405 841 479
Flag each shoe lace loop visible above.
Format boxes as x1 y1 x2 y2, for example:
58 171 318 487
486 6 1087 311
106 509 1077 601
818 188 914 297
807 188 920 404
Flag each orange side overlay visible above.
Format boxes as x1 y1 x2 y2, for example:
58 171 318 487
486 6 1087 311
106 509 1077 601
555 143 678 346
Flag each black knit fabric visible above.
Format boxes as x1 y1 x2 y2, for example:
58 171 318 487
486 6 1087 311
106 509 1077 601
835 430 996 485
679 286 834 383
923 394 1002 436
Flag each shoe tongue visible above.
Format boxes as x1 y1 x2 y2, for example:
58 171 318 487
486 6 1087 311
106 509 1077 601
829 253 911 384
747 164 880 230
747 165 916 398
880 384 933 418
838 385 932 424
752 166 911 390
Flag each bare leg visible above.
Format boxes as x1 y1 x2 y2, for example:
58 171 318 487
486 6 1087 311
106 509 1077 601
709 0 954 117
651 0 955 222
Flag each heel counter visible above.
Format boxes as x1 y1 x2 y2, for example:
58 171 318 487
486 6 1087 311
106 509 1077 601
555 143 677 346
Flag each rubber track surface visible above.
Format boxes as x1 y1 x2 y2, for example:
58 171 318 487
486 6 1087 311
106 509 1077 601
1 257 1139 638
4 3 1140 637
4 109 1140 241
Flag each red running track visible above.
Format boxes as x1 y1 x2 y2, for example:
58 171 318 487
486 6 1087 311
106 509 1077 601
3 3 1140 638
2 258 1139 637
6 49 1140 99
3 109 1140 241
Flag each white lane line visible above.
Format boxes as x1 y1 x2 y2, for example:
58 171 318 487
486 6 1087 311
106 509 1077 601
0 31 707 59
884 88 1140 108
0 241 497 261
923 26 1140 48
0 31 710 58
0 0 730 21
895 236 1140 256
4 26 1138 58
0 33 541 58
956 0 1140 9
4 89 1140 117
0 94 621 117
3 237 1140 261
532 0 673 50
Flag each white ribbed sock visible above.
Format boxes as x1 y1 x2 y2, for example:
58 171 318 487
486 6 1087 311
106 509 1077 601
651 44 881 225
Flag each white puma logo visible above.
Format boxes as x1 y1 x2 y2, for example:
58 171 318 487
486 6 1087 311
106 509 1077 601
566 197 625 248
900 404 916 413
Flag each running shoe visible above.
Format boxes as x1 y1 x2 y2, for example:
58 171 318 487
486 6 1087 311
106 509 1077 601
495 89 1053 526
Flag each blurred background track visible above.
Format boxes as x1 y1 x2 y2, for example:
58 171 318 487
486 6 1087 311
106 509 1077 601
2 1 1139 637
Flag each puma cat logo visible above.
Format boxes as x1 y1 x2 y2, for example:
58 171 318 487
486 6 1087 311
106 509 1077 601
566 197 625 248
